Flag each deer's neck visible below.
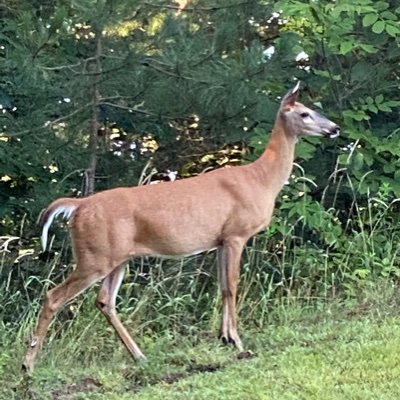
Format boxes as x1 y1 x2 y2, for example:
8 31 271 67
254 120 297 195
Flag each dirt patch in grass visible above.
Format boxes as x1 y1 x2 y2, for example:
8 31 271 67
163 362 222 384
237 350 255 360
187 363 221 374
125 349 258 391
158 352 257 385
52 377 102 400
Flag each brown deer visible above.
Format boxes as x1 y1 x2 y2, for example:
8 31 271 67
22 83 339 372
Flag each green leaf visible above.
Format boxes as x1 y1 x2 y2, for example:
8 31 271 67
351 61 373 81
342 109 369 121
296 140 317 161
340 41 353 55
385 100 400 107
375 1 389 11
353 152 364 171
375 94 384 104
372 20 385 34
378 103 392 112
362 13 378 27
354 113 368 121
352 268 370 279
359 44 378 53
313 69 341 80
367 104 378 113
383 163 395 173
381 11 397 21
385 23 400 37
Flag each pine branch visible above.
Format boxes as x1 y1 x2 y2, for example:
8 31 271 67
40 57 97 72
46 104 91 128
140 60 210 84
41 55 130 76
101 91 146 103
144 1 249 12
101 101 196 121
100 101 156 117
8 103 91 137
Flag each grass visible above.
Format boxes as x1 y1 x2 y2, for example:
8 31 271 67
133 317 400 400
2 282 400 400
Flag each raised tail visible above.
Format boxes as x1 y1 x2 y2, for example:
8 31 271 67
39 198 82 251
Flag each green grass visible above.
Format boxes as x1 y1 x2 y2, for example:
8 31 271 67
118 314 400 400
3 284 400 400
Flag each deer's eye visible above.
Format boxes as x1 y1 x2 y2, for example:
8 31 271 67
300 112 310 118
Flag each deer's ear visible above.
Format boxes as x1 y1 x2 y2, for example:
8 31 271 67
281 81 300 108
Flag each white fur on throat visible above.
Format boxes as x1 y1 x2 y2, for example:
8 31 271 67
41 205 76 251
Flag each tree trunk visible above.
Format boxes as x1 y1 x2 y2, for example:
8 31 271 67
84 33 102 196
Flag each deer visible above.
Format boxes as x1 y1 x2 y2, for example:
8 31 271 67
22 83 339 372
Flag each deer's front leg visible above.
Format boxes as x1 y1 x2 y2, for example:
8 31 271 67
95 264 146 361
217 239 244 351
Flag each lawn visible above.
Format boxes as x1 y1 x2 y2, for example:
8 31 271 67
2 288 400 400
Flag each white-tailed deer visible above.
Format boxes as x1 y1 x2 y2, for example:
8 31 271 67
22 83 339 372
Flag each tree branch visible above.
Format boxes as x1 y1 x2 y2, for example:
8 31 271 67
40 57 97 72
144 1 248 12
140 60 210 84
45 104 91 128
100 101 156 117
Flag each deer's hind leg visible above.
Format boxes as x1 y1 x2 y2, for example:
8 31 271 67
22 259 108 373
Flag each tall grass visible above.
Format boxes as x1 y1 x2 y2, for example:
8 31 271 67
1 174 400 370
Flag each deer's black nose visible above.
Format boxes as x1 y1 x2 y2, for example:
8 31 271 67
329 125 340 138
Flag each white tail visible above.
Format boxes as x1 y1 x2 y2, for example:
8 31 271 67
40 201 79 250
22 84 339 372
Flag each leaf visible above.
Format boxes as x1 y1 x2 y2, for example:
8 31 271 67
351 61 373 81
362 13 378 27
359 44 378 53
296 140 317 161
352 268 370 279
375 1 389 11
340 41 353 55
381 11 397 21
353 152 364 171
342 109 369 121
385 23 400 37
375 94 384 104
383 163 395 173
313 69 341 80
385 100 400 107
372 20 385 34
378 103 392 112
354 113 368 121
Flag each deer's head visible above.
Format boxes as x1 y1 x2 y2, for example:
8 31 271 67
279 82 340 139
